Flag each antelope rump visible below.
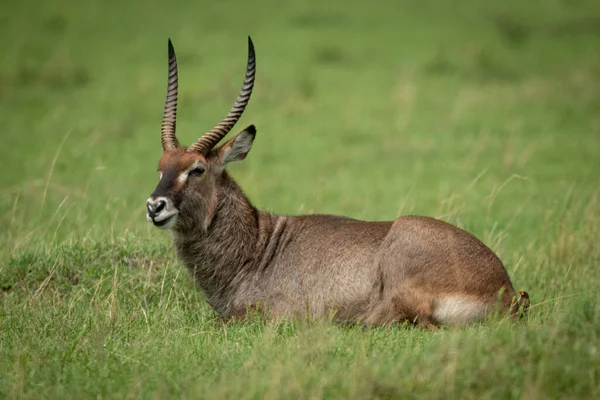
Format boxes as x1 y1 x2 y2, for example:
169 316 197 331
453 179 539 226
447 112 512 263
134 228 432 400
145 37 530 327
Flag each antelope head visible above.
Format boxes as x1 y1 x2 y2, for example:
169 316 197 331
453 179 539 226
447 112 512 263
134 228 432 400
146 38 257 231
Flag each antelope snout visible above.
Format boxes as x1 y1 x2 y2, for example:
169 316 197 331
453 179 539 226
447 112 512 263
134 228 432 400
146 196 178 229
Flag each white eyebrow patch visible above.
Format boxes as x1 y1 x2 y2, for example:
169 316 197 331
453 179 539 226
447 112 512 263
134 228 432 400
177 161 200 184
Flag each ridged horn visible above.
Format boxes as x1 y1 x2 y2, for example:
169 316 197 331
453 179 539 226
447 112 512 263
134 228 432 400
187 36 256 154
160 39 180 152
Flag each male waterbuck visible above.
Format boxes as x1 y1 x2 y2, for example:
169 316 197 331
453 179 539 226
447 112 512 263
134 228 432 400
146 37 529 327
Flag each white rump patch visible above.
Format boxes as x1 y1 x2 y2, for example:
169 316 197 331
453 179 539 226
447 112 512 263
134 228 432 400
433 296 488 325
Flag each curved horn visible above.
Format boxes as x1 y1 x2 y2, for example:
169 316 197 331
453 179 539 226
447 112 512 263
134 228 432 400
187 36 256 154
160 39 180 152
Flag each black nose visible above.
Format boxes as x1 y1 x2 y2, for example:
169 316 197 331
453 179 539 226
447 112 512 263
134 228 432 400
147 199 166 218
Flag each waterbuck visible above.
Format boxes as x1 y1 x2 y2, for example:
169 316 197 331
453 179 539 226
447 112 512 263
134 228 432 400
146 37 529 327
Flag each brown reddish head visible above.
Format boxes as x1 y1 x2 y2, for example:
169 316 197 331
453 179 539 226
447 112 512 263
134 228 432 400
146 38 256 230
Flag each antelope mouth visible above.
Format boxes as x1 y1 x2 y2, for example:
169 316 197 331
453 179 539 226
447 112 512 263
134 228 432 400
151 213 177 229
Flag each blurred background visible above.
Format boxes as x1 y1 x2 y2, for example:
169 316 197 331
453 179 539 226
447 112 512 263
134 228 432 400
1 0 598 256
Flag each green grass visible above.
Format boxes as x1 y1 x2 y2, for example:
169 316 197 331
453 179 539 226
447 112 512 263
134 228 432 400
1 0 599 398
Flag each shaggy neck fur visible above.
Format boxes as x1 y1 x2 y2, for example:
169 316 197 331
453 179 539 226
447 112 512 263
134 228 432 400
171 171 268 314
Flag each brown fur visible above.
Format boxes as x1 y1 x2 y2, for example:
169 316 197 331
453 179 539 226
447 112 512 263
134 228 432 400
148 131 529 327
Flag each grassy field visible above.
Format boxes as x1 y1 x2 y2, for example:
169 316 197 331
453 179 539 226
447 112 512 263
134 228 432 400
1 0 599 398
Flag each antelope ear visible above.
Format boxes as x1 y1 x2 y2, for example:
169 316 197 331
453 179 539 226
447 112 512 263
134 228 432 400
218 125 256 166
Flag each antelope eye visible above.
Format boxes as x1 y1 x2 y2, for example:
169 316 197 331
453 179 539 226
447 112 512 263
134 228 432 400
189 167 205 176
